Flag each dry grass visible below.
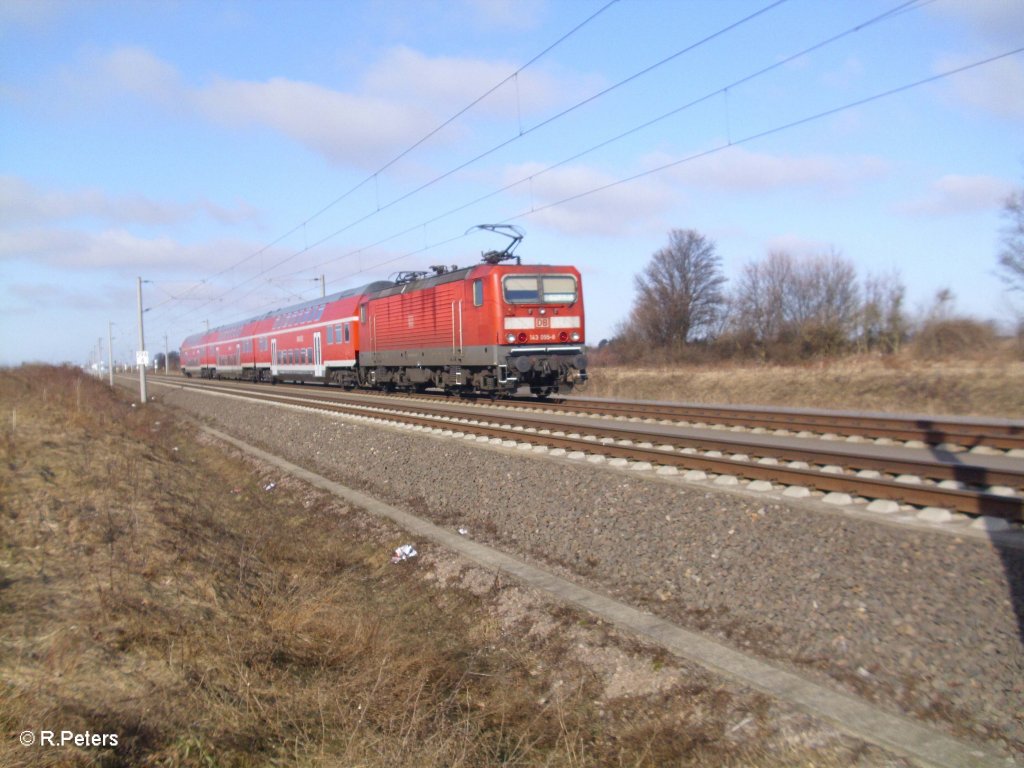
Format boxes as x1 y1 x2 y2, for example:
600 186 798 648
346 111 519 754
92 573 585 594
583 356 1024 417
0 365 889 767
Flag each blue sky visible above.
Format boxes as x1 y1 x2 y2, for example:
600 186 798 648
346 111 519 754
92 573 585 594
2 0 1023 366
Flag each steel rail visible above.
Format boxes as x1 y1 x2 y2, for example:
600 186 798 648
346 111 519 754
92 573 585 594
270 388 1024 489
160 378 1023 521
151 374 1024 450
435 393 1024 450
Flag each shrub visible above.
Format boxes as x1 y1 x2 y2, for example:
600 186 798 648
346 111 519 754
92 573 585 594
910 318 998 359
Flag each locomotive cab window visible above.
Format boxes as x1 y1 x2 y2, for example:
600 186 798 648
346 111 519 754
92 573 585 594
502 274 578 305
472 279 484 307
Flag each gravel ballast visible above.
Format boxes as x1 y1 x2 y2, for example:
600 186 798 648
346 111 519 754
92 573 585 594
160 386 1024 757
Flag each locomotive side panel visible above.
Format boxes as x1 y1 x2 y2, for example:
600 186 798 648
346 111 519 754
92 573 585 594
362 280 495 366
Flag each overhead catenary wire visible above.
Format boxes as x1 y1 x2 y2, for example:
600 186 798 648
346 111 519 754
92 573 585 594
503 46 1024 225
156 3 1006 344
156 0 793 330
284 0 930 279
323 46 1024 290
148 0 621 320
191 40 1022 317
182 0 939 324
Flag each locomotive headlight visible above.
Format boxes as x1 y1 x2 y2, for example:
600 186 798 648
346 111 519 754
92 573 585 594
570 332 581 341
505 333 516 343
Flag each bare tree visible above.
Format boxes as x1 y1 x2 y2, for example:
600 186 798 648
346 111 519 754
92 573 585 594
730 251 793 352
998 185 1024 292
860 271 907 353
627 229 726 349
728 250 861 358
786 250 860 355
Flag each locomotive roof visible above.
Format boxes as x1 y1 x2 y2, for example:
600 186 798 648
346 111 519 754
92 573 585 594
366 262 577 300
368 265 476 299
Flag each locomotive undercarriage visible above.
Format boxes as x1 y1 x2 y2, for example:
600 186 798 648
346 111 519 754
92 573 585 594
350 348 587 397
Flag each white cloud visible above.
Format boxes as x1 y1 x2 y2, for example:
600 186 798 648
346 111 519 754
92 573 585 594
762 233 834 256
81 48 434 166
0 0 69 30
896 174 1015 217
99 46 181 103
0 175 260 227
656 146 888 193
820 56 865 89
0 226 277 272
74 44 585 168
362 45 560 119
937 53 1024 122
71 44 585 168
929 0 1024 48
502 161 672 236
927 0 1024 122
194 76 435 167
462 0 545 30
0 227 176 269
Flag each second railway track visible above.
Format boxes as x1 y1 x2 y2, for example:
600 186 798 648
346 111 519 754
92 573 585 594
383 390 1024 452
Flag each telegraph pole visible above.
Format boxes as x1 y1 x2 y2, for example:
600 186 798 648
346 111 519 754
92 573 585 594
137 276 148 403
107 322 114 387
163 333 169 374
319 274 325 298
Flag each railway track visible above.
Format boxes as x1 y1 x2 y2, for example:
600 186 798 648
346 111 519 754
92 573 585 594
380 390 1024 452
150 376 1024 522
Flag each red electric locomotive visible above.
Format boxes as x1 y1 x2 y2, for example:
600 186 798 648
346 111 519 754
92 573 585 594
180 226 588 397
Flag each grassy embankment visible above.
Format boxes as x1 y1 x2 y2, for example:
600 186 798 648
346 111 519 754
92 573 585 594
1 365 865 767
584 356 1024 418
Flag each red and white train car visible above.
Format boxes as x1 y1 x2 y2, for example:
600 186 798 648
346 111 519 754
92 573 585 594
179 281 391 385
181 258 587 397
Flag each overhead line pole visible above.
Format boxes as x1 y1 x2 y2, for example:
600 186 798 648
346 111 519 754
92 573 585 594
108 322 114 387
137 277 148 404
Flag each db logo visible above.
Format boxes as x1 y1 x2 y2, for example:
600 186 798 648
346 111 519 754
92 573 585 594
535 317 550 327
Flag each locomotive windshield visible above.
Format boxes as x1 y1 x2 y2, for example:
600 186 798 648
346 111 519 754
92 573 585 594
502 274 577 304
